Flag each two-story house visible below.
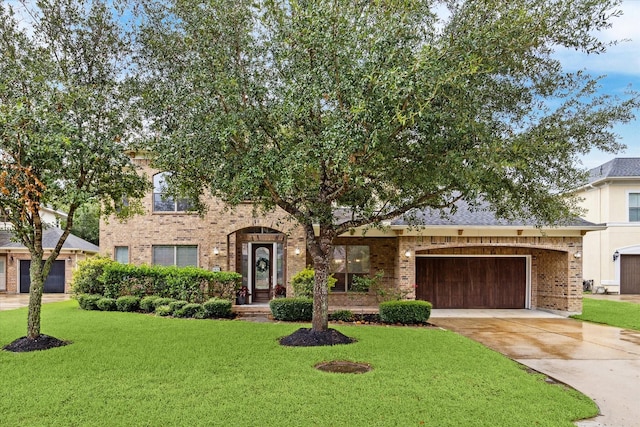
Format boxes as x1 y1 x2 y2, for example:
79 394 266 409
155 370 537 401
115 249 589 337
576 158 640 294
99 152 600 314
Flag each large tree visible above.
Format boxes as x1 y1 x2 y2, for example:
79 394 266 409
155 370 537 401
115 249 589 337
137 0 638 333
0 0 148 344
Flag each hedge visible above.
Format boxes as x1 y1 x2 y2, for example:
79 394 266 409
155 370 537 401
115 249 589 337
72 262 242 303
379 300 432 324
116 295 140 312
269 298 313 321
203 298 233 319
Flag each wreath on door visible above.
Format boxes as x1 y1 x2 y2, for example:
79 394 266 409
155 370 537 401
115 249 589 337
256 257 269 273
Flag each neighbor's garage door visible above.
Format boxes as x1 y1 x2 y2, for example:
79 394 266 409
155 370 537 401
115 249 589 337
19 260 66 293
620 255 640 294
416 257 526 309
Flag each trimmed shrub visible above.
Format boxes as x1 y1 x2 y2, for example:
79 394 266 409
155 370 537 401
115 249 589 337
269 297 313 321
379 300 432 324
70 256 116 295
116 295 140 312
203 298 233 319
153 297 176 309
140 296 161 313
291 267 336 298
330 310 354 322
76 294 102 310
169 300 188 315
155 305 172 316
174 303 203 318
96 297 117 311
99 263 241 302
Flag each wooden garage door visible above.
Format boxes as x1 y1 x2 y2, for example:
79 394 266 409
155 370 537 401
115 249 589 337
19 260 66 293
416 257 526 309
620 255 640 294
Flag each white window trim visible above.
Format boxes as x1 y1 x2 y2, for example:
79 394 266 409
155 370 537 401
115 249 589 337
626 190 640 223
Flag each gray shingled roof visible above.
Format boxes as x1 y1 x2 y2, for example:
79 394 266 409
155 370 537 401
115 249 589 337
0 228 99 252
390 200 596 227
588 158 640 184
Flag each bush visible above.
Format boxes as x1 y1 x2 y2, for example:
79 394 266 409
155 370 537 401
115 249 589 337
99 263 241 302
76 294 102 310
175 303 203 318
269 297 313 321
116 295 140 312
351 270 384 293
203 298 233 318
96 297 117 311
291 267 336 298
330 310 354 322
140 296 161 313
169 300 188 315
153 297 176 309
379 300 432 324
155 305 172 316
70 256 116 295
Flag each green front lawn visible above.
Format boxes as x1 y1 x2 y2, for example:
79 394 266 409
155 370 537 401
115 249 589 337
572 298 640 330
1 301 596 426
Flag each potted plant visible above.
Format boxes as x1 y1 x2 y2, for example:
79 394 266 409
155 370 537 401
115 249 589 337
273 284 286 299
236 285 250 305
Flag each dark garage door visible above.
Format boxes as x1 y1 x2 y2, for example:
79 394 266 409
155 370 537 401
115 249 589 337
416 257 526 309
620 255 640 294
20 260 66 293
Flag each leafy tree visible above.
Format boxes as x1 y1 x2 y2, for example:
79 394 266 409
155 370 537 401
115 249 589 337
0 0 149 343
69 201 100 245
137 0 638 332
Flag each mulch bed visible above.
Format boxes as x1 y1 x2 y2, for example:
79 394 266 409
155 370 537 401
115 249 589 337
279 328 356 346
3 335 71 353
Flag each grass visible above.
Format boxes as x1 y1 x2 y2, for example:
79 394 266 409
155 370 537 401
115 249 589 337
1 301 597 426
572 298 640 330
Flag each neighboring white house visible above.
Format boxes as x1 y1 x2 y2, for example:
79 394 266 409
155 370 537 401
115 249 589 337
576 158 640 294
0 206 67 230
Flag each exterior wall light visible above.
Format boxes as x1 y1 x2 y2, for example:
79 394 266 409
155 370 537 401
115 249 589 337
404 249 411 258
574 252 582 259
213 247 219 256
613 250 620 262
294 247 301 256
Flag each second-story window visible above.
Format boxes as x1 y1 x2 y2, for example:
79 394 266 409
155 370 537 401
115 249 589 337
630 193 640 222
153 172 192 212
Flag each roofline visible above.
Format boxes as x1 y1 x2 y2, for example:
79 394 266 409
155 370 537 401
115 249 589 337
574 176 640 192
0 247 98 253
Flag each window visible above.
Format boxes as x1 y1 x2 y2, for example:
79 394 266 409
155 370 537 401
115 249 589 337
152 245 198 267
153 172 193 212
330 245 370 292
630 193 640 222
114 246 129 264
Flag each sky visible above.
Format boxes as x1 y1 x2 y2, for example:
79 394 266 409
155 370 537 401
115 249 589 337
559 0 640 169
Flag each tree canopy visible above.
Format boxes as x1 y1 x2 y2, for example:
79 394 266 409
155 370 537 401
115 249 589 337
0 0 149 341
138 0 638 331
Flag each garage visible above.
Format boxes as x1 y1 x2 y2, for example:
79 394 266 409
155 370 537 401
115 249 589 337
620 255 640 294
19 260 66 293
415 256 527 309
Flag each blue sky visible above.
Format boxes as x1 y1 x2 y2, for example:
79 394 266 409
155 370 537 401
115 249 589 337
558 0 640 169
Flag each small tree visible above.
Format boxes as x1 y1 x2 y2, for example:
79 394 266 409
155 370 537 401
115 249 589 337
0 0 149 345
137 0 638 335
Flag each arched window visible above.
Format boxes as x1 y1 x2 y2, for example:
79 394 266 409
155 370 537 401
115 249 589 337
153 172 192 212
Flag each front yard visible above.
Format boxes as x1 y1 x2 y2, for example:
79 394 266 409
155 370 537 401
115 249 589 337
1 300 597 426
572 297 640 330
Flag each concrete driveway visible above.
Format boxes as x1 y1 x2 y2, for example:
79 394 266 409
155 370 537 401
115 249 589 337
0 294 71 311
431 313 640 427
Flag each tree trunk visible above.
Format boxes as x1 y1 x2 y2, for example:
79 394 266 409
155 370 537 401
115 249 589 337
305 225 335 332
27 257 46 339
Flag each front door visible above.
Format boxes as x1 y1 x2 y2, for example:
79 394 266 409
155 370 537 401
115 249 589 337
252 244 272 302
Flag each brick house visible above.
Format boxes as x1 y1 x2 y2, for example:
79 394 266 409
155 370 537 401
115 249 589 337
0 224 99 294
100 154 601 314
